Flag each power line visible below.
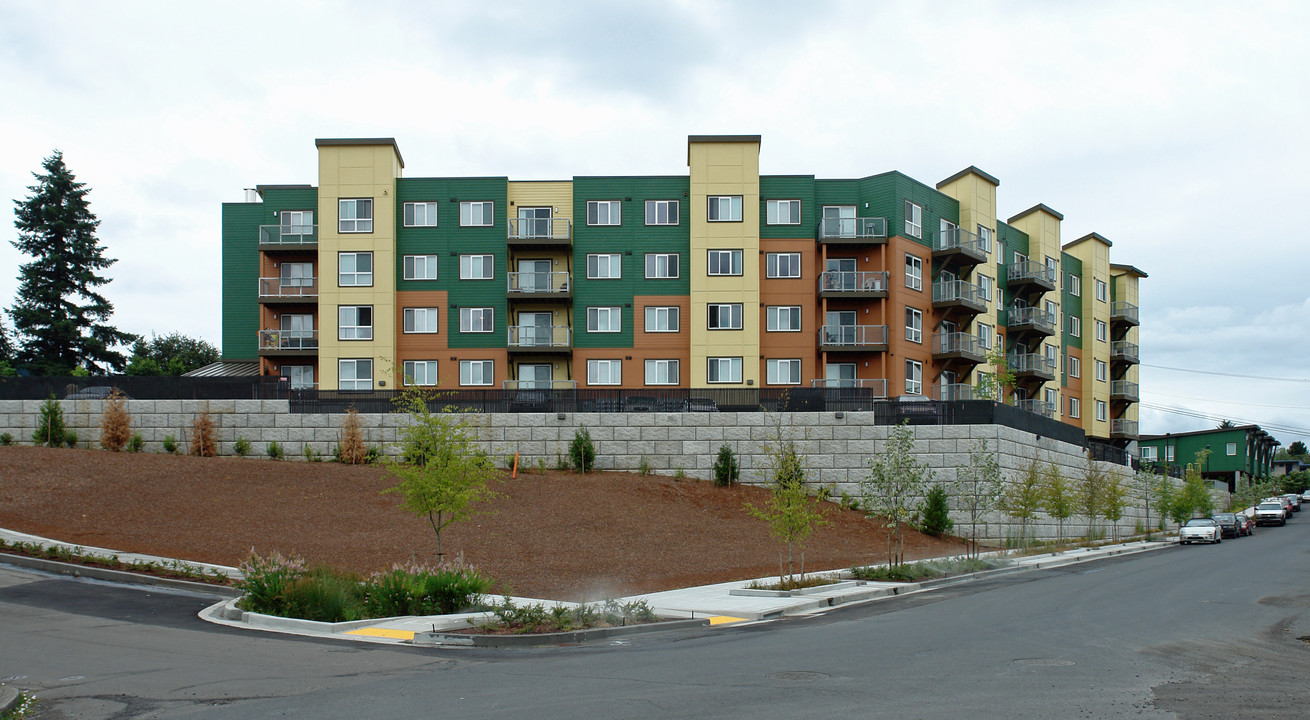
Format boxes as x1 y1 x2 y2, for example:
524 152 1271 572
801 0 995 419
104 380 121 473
1141 363 1310 383
1138 402 1310 438
1144 390 1310 411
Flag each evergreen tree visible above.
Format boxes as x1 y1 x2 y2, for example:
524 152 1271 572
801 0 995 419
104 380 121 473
10 151 136 374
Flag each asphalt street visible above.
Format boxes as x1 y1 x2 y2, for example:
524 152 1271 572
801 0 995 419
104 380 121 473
2 519 1309 719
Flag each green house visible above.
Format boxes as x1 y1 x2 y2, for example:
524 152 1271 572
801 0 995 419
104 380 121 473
1138 425 1278 492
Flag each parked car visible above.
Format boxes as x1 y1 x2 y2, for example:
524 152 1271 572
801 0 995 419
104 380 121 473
1179 518 1222 544
1255 501 1288 526
1233 513 1255 536
1211 513 1241 539
1282 493 1302 512
1301 489 1310 503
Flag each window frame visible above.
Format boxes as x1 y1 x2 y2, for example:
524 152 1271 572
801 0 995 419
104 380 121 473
978 273 993 302
644 359 680 386
707 356 743 384
1096 400 1108 422
1069 356 1081 378
1226 442 1238 456
644 199 680 226
338 198 374 233
1068 273 1081 296
459 359 494 387
337 305 373 341
1070 315 1081 337
1095 278 1108 302
766 305 802 332
905 253 923 291
707 249 744 276
707 195 744 222
402 254 439 281
1069 397 1081 418
586 359 622 386
1096 320 1108 342
904 200 922 238
402 360 438 387
586 253 622 280
766 358 802 385
977 224 993 253
402 307 439 334
644 306 680 333
459 307 494 333
765 252 801 279
978 323 993 350
337 358 373 390
1141 445 1156 461
402 202 438 228
459 254 494 280
586 200 622 226
766 199 801 225
905 307 923 343
707 303 744 330
905 359 923 395
644 253 680 279
587 306 622 333
338 251 373 287
1095 360 1108 382
459 201 495 227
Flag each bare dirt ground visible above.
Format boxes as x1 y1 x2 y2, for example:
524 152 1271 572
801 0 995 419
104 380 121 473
0 446 967 601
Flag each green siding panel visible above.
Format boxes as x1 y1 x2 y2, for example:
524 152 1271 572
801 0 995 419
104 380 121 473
759 175 816 239
221 203 265 360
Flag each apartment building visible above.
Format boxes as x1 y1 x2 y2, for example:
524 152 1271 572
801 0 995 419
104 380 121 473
220 135 1144 445
1138 426 1278 491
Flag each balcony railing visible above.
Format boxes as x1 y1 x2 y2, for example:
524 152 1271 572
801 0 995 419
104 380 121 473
503 380 578 390
1007 260 1057 289
1110 380 1140 401
1111 418 1139 437
810 378 889 396
818 270 888 295
1007 352 1057 379
258 277 318 300
932 279 985 312
1111 340 1140 364
934 383 975 401
933 332 986 362
1110 301 1140 326
258 224 318 247
818 216 887 241
507 217 571 242
1006 305 1057 335
507 271 571 296
1017 399 1056 418
258 329 318 351
932 227 987 264
507 325 572 350
818 324 888 350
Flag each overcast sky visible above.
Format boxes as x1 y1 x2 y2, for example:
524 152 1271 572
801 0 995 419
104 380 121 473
2 0 1307 445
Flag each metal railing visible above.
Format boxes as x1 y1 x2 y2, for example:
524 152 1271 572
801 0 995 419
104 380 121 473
1110 380 1140 400
502 380 577 390
819 324 888 348
1007 305 1057 333
258 224 318 246
1016 399 1056 418
818 216 887 239
507 217 571 241
1111 341 1139 363
1007 260 1057 286
810 378 889 396
1111 418 1139 436
933 331 984 358
507 271 571 295
933 227 986 257
258 277 318 299
258 329 319 351
932 279 983 306
934 383 975 401
818 270 888 293
1110 301 1139 325
1007 352 1057 375
507 325 572 349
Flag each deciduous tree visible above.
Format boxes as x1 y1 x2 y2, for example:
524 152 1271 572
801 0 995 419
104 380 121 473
746 430 829 583
952 439 1005 558
125 332 220 375
1042 461 1075 543
862 422 933 566
1002 457 1045 549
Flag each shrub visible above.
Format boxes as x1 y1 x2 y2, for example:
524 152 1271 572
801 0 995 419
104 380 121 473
0 432 13 446
361 563 493 617
189 411 216 457
569 428 596 473
32 395 66 447
237 550 308 614
338 406 368 464
712 444 739 487
919 484 954 536
266 440 284 460
637 455 651 476
674 466 686 480
161 434 179 454
474 597 658 634
303 443 320 462
99 388 131 451
127 432 144 453
281 569 363 623
63 431 78 448
233 436 251 457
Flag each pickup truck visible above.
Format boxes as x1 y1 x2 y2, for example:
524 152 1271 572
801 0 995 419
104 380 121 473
1254 501 1287 527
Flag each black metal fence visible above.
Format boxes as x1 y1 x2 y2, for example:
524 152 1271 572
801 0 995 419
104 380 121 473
0 375 287 400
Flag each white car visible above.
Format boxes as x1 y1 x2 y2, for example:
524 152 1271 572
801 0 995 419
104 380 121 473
1179 518 1221 544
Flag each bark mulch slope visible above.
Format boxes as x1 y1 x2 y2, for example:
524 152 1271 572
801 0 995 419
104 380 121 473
0 446 966 601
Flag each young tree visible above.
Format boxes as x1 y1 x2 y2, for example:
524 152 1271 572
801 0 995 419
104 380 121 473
745 432 829 583
99 388 131 451
1100 471 1129 542
919 484 954 537
1042 461 1075 544
125 332 220 375
1153 473 1179 531
382 388 502 558
1176 451 1215 521
1076 452 1107 540
1287 440 1307 458
1002 457 1045 549
861 422 933 566
10 151 135 374
952 438 1005 558
974 347 1016 403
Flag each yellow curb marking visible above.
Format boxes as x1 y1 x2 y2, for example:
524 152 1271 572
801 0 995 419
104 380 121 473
345 627 415 640
707 616 747 626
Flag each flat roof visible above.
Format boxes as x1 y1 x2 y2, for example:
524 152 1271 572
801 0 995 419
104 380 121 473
936 165 1000 189
314 138 404 168
687 134 762 144
1007 202 1064 223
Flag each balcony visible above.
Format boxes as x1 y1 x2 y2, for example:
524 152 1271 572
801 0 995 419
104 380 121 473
818 270 888 299
1017 399 1056 419
818 324 888 352
1110 301 1140 327
507 217 571 246
810 378 889 396
1111 380 1140 402
507 325 572 353
934 383 975 401
507 271 571 301
1006 305 1057 336
258 277 318 302
1007 352 1057 381
1111 340 1140 365
932 279 986 315
258 224 317 250
931 227 987 268
1110 418 1139 439
818 216 887 244
257 329 318 356
932 332 986 364
1006 260 1057 292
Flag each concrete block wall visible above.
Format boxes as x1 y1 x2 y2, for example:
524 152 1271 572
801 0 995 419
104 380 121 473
0 399 1178 542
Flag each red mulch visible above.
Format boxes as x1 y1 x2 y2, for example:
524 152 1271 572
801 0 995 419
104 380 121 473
0 446 966 601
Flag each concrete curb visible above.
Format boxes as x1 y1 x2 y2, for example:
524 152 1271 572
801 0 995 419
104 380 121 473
0 552 240 598
414 618 712 647
0 686 21 716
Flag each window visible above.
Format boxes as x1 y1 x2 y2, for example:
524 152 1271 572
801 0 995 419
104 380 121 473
338 252 373 287
284 365 314 390
1069 356 1081 378
707 249 743 276
1095 400 1108 422
338 306 373 340
766 252 801 279
766 200 801 225
905 254 922 290
645 253 679 279
645 359 679 385
1045 300 1058 325
767 359 802 385
586 200 621 226
403 255 438 280
905 359 923 395
587 306 621 332
1096 320 1108 342
1141 446 1157 461
904 200 922 238
338 359 372 390
708 195 743 222
459 201 494 227
279 210 314 236
459 360 494 386
587 253 622 279
1069 316 1081 337
403 202 438 227
978 323 993 350
1069 397 1081 418
586 359 622 385
707 357 743 383
1045 344 1058 368
1068 273 1081 295
1095 278 1108 302
905 307 922 343
338 199 373 233
1165 445 1176 462
645 200 679 226
460 254 494 280
708 303 743 330
1045 256 1058 278
977 225 993 253
978 274 993 302
459 307 494 333
402 360 438 386
279 262 313 287
1095 360 1108 382
403 307 439 333
940 219 956 245
644 306 680 332
766 306 801 332
1227 442 1237 456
